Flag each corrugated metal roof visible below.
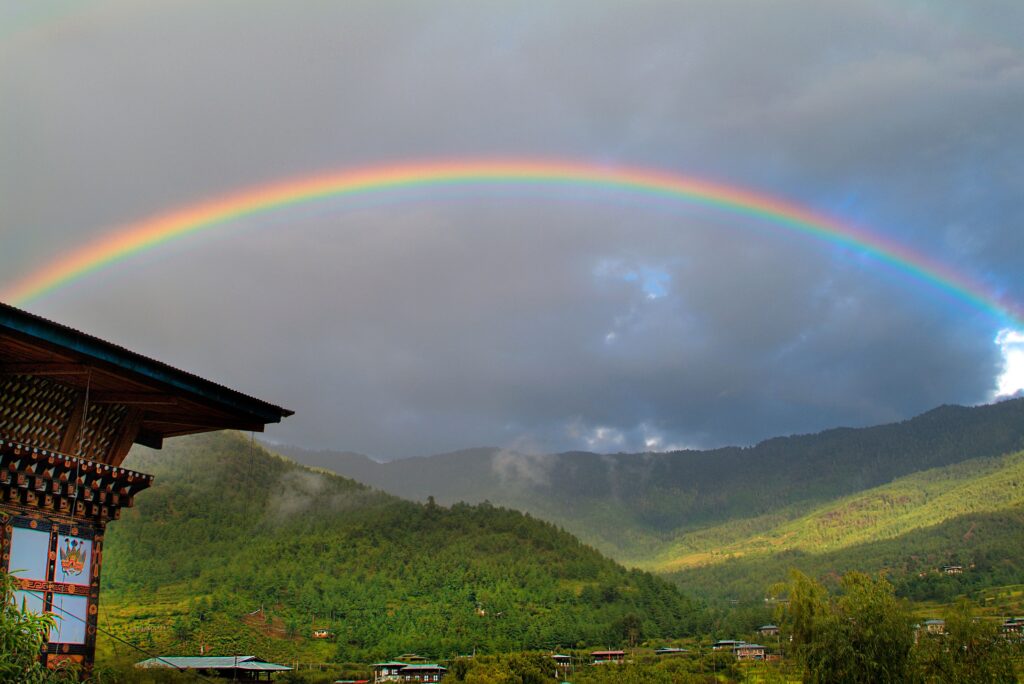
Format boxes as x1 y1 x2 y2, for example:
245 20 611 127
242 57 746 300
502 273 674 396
400 664 446 671
135 655 291 670
237 661 293 671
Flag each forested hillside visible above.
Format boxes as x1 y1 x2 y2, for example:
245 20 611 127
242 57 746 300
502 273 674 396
671 507 1024 604
652 449 1024 572
99 433 705 664
280 398 1024 563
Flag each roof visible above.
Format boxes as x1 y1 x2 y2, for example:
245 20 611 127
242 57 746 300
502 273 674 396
758 624 779 629
923 619 945 625
591 650 625 656
0 302 292 455
135 655 291 671
736 643 764 649
399 664 447 672
372 661 410 667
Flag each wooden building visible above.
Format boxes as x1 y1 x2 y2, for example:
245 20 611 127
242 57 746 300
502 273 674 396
590 650 625 664
371 661 410 682
397 664 447 682
0 302 291 673
711 639 744 651
1001 617 1024 638
733 643 766 661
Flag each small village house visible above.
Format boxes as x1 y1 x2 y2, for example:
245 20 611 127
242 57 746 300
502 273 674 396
371 661 409 682
712 640 744 651
397 664 446 682
757 624 780 637
1001 617 1024 637
590 650 625 664
733 643 766 661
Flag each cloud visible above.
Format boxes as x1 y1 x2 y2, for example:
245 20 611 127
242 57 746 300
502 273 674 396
1 1 1021 458
995 329 1024 398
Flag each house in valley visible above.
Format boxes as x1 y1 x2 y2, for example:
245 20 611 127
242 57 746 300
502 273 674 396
734 643 766 661
591 650 625 664
712 640 744 651
371 661 408 682
396 664 446 682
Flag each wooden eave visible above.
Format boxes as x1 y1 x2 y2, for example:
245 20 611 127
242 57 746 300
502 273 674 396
0 302 292 450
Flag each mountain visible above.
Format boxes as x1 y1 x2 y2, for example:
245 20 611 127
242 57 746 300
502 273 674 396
659 447 1024 599
98 432 705 665
276 398 1024 564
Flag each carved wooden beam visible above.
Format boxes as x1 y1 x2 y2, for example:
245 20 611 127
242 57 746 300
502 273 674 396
0 362 89 376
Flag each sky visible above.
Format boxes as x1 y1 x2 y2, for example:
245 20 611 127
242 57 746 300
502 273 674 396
1 0 1023 459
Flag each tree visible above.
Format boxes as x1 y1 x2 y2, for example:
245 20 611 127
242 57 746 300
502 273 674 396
611 613 643 648
782 570 916 684
915 600 1016 683
0 572 75 684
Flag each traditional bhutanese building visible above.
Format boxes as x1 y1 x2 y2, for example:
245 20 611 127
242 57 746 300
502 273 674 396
0 302 291 673
590 650 625 664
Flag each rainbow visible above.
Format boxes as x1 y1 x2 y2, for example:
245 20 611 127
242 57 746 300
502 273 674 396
3 158 1020 326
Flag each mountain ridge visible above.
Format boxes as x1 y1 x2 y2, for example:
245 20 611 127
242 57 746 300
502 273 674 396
275 398 1024 563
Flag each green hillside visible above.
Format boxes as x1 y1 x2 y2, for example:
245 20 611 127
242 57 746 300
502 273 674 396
669 506 1024 605
281 399 1024 564
652 449 1024 573
98 433 705 666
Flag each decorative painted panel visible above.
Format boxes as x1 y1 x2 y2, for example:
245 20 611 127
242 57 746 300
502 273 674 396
55 536 91 586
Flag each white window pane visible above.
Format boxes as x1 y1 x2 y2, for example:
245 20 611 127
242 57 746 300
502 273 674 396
9 527 50 581
49 594 88 645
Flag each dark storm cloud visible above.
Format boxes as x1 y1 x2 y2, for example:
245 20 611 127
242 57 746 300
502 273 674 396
1 0 1021 458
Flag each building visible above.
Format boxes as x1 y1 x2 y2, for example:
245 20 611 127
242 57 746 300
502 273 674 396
1001 617 1024 637
942 565 964 575
734 643 766 661
311 628 333 639
0 302 291 672
552 654 572 668
591 650 625 664
372 661 409 682
757 624 780 637
397 653 429 663
712 640 744 651
397 664 446 682
923 619 946 635
654 647 688 655
136 655 291 680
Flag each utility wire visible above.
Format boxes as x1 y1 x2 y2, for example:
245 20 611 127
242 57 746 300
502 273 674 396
20 588 219 684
